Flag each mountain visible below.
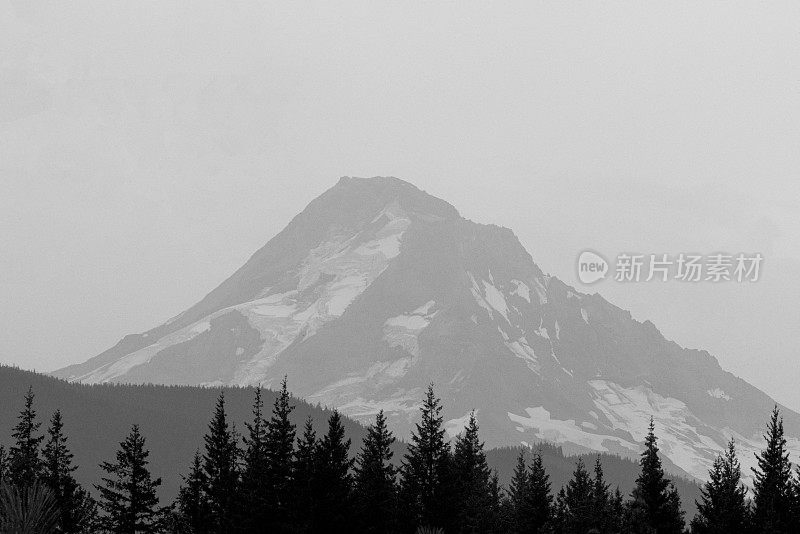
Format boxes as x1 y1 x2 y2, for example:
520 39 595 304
54 176 800 483
1 365 701 516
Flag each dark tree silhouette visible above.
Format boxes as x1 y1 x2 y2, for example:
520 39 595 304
0 446 7 488
177 450 209 534
291 416 317 533
556 459 595 534
41 410 95 533
239 386 269 531
265 377 296 531
451 411 493 533
354 410 398 534
8 387 43 488
751 406 793 533
626 418 685 534
312 410 355 532
691 439 750 534
95 425 169 533
202 392 240 534
400 384 452 532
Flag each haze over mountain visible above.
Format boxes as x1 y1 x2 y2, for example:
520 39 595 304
54 176 800 483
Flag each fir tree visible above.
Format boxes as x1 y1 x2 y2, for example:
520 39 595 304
525 451 553 533
451 411 492 533
507 450 530 533
265 376 296 531
238 386 269 531
400 384 452 531
291 416 317 532
552 488 568 533
95 425 169 533
41 410 95 533
627 418 685 534
177 450 209 534
312 410 355 532
8 387 44 488
354 410 398 534
559 459 595 534
751 406 793 533
0 446 7 488
591 456 613 533
608 487 625 534
202 392 240 534
691 439 750 534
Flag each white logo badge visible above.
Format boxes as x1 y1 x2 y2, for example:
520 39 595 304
577 250 608 284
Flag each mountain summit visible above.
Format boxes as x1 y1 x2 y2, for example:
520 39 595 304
54 176 800 482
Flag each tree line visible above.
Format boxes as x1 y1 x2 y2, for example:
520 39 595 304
0 380 799 533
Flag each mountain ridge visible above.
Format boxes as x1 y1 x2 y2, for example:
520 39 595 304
53 176 800 483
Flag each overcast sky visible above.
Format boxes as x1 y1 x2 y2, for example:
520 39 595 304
2 1 799 410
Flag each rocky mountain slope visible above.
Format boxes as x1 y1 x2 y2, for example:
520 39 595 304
54 176 800 482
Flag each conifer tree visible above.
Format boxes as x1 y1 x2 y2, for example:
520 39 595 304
41 410 95 533
591 456 612 533
0 446 7 488
177 450 209 534
525 451 553 533
8 387 44 488
451 411 492 533
608 487 624 533
265 377 296 530
508 450 530 533
95 425 169 533
239 386 269 531
751 406 793 533
291 416 317 532
312 410 355 532
558 459 595 534
552 488 568 532
691 439 750 534
354 410 397 534
627 418 685 534
202 392 240 534
400 384 452 531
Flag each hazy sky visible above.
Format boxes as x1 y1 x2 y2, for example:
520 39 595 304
2 2 799 409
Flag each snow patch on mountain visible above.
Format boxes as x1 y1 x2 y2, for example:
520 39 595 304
707 388 731 401
508 406 638 452
510 280 531 303
383 300 438 358
589 380 729 480
446 412 475 438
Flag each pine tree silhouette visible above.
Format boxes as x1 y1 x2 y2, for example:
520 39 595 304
354 410 398 534
591 456 612 533
202 392 240 534
751 406 793 533
41 410 95 533
239 386 269 531
508 450 530 533
400 384 452 531
451 411 493 533
8 387 43 488
312 410 355 532
691 439 751 534
177 450 209 534
95 425 169 533
291 416 317 533
0 446 7 489
559 459 595 534
627 417 685 534
265 376 296 531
